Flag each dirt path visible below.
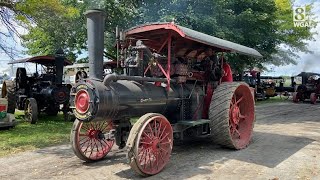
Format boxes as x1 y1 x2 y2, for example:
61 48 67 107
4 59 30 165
1 102 320 180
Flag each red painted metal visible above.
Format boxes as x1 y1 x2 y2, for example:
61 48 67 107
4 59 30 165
167 32 172 91
75 121 114 161
75 90 90 114
188 71 205 81
134 115 173 175
157 37 169 53
126 23 185 38
157 63 169 79
202 83 213 119
229 85 255 149
155 82 161 86
0 105 6 112
221 62 233 82
144 64 151 76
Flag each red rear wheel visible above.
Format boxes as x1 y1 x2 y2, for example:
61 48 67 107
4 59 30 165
310 93 317 104
209 82 255 149
127 113 173 176
70 119 114 162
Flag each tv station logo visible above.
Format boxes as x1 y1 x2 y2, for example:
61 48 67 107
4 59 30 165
293 6 314 27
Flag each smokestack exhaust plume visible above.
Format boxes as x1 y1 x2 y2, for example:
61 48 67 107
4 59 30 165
85 9 105 80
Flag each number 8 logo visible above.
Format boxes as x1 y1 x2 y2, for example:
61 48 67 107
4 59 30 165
295 7 305 21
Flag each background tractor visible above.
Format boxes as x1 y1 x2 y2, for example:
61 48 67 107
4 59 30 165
292 72 320 104
69 9 262 176
1 50 73 123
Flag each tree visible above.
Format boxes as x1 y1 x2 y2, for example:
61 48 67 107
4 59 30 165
0 0 24 58
19 0 139 62
271 0 317 66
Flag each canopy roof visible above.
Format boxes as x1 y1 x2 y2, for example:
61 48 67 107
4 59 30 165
9 55 72 66
296 72 320 77
125 22 262 58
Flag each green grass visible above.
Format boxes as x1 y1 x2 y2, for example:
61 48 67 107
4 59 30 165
0 111 73 157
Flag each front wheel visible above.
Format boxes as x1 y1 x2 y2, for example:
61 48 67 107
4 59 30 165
24 98 38 124
127 113 173 176
209 82 255 149
70 119 115 162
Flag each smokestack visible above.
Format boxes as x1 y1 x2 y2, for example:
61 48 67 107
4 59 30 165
85 9 105 80
301 72 307 85
291 76 295 87
55 48 65 85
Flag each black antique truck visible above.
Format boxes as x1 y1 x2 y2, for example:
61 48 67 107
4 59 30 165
70 9 262 176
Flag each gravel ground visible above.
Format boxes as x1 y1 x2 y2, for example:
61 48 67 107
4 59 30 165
0 102 319 180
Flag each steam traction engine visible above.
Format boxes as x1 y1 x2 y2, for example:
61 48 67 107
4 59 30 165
293 72 320 104
70 10 262 176
1 51 72 124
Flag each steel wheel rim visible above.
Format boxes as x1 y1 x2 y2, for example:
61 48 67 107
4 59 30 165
229 85 254 149
134 116 173 175
76 121 114 160
25 101 32 122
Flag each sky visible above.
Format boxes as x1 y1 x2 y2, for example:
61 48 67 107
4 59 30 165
0 0 319 77
266 0 320 76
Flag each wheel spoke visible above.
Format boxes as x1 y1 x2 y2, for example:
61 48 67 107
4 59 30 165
140 141 152 145
159 124 167 140
154 119 157 137
239 113 246 120
158 149 166 163
157 120 162 138
138 148 148 163
155 151 159 170
230 127 241 138
147 123 155 139
148 149 153 171
160 132 169 142
143 131 153 141
82 139 93 155
159 147 169 155
160 141 171 145
235 96 243 105
143 148 149 170
79 137 91 147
